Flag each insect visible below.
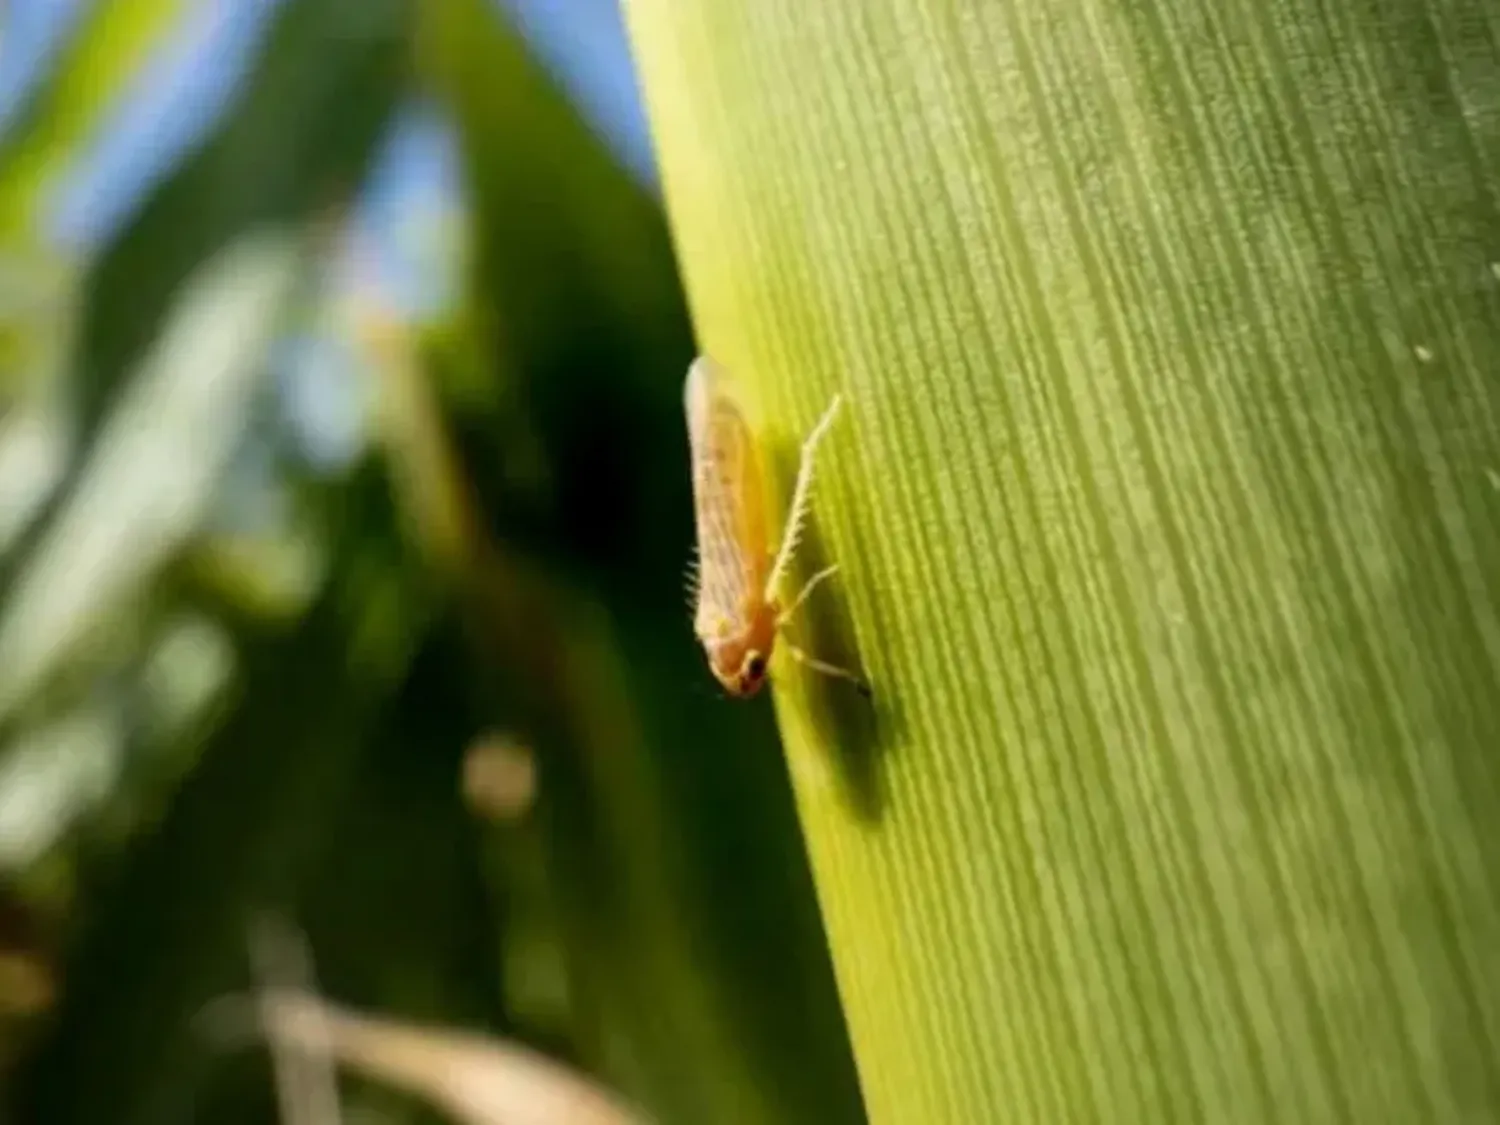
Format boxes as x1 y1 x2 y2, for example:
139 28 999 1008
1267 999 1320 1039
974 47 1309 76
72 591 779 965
684 355 870 699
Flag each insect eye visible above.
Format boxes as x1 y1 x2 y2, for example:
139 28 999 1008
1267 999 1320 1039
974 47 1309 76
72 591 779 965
745 653 767 680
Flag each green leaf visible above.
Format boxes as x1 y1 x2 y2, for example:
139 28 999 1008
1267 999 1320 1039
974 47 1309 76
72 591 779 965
69 0 411 449
0 399 70 555
0 704 123 870
419 0 683 384
6 546 418 1125
0 0 190 242
0 231 302 724
621 1 1500 1121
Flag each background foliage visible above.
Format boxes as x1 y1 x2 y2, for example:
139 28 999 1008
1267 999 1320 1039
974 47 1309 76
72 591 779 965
0 1 864 1122
621 0 1500 1122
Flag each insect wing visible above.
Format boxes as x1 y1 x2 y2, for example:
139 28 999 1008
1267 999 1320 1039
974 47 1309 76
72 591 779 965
684 358 770 642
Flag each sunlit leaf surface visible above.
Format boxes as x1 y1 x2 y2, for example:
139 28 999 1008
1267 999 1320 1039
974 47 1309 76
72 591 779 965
622 0 1500 1121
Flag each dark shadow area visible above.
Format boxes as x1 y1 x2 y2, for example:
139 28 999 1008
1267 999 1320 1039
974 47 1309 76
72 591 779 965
766 441 902 827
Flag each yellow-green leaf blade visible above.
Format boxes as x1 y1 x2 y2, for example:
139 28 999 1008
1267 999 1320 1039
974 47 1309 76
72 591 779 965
0 0 190 242
622 0 1500 1122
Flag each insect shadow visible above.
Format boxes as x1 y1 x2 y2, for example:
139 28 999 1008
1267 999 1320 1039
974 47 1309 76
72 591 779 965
766 441 903 826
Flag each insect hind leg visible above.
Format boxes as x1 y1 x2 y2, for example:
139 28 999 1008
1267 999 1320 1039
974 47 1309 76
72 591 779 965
782 639 871 698
777 564 840 628
764 392 844 602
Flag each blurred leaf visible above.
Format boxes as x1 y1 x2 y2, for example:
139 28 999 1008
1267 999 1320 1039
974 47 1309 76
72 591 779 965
178 584 520 1125
236 989 647 1125
418 0 696 590
0 400 69 554
0 250 77 402
6 461 431 1125
0 702 122 871
360 276 862 1122
135 612 237 745
0 230 302 723
355 304 484 581
623 0 1500 1121
69 0 410 452
418 0 680 384
175 528 328 628
0 0 189 241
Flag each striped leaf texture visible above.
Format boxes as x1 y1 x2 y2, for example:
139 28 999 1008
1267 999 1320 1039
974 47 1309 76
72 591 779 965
622 0 1500 1121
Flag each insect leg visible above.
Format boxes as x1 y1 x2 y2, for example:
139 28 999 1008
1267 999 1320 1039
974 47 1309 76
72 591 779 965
782 640 872 697
776 564 840 627
764 392 844 601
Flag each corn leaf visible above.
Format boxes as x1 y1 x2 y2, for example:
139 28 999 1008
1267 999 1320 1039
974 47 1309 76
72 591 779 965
621 1 1500 1121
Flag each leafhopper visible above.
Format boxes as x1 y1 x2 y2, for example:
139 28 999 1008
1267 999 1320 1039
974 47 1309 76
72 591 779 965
684 356 869 698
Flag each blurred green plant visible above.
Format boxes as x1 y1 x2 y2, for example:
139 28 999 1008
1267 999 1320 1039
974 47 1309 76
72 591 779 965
621 0 1500 1122
0 0 190 245
0 0 868 1123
